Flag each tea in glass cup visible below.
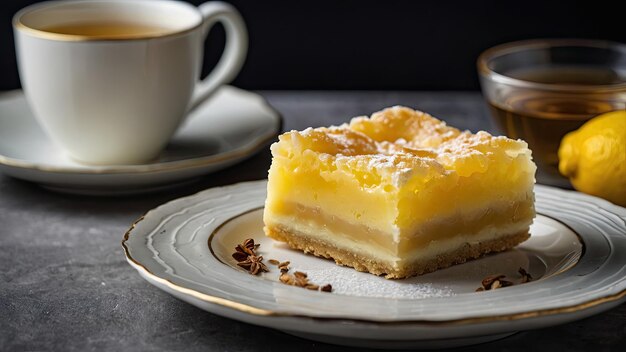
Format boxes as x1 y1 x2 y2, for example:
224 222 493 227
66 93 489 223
478 39 626 188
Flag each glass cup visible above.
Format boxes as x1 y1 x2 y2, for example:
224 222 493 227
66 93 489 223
478 39 626 188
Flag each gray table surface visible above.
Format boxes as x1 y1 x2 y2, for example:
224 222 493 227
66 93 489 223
1 91 624 351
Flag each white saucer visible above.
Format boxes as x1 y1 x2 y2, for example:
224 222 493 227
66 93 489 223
0 86 280 195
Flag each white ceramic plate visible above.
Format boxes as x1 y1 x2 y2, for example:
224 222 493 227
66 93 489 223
122 180 626 349
0 86 280 195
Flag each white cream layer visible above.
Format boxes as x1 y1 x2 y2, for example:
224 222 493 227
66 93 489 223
266 212 533 271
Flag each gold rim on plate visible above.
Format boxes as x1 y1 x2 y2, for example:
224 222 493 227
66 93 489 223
121 201 626 326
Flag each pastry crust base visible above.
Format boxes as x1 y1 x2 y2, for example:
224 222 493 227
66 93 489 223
265 224 530 279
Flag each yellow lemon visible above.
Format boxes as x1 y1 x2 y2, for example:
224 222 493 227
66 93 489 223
558 110 626 207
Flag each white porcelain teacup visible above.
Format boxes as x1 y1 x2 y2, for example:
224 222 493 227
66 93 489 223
13 0 247 165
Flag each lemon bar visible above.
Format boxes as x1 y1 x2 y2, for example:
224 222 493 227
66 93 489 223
263 106 536 278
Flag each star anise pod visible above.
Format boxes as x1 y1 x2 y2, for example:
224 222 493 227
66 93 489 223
237 254 269 275
243 238 260 252
232 238 258 262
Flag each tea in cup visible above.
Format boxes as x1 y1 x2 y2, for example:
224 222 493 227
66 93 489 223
14 0 248 164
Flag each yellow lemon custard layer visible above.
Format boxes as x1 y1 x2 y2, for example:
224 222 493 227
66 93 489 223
264 106 536 278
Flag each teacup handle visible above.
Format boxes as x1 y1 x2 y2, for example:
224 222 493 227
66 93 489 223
188 2 248 112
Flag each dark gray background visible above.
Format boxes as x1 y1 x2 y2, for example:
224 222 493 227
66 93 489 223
1 0 625 91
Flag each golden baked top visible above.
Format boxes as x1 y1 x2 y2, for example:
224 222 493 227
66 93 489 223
272 106 534 182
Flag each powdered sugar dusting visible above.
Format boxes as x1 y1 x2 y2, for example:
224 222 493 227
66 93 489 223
274 106 532 188
305 266 455 299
